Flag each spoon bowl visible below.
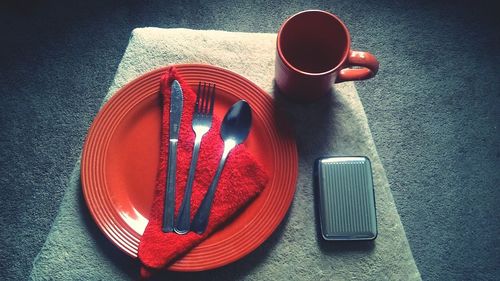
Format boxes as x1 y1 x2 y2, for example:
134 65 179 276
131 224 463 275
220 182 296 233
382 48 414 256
220 100 252 147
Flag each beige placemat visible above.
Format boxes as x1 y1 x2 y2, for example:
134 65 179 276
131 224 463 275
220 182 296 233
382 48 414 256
30 28 421 280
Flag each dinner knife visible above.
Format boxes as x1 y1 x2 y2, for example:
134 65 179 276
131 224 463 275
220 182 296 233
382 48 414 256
162 80 183 233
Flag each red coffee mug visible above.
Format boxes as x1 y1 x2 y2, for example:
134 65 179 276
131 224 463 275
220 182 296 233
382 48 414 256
275 10 379 102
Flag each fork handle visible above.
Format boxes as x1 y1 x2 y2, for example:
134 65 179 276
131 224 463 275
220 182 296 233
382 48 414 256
175 135 203 234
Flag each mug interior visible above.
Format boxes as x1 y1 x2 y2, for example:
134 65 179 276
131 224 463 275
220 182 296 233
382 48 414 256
279 11 349 74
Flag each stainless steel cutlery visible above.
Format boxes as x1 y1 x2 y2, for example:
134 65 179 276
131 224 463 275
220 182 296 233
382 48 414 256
162 80 184 233
163 80 251 234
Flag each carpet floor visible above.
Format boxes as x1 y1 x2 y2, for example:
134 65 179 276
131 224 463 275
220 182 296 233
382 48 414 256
0 0 498 280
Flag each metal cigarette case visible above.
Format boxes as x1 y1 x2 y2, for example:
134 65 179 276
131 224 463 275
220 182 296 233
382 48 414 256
314 156 377 241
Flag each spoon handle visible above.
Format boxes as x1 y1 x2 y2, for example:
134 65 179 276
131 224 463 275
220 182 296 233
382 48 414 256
191 144 232 234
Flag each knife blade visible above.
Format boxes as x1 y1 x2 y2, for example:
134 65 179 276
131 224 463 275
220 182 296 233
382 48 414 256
162 80 183 233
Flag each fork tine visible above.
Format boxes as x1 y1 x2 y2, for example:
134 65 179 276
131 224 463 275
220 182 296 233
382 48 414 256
195 82 202 113
207 83 214 113
205 83 213 114
201 83 208 114
201 82 207 113
204 83 211 114
209 84 215 115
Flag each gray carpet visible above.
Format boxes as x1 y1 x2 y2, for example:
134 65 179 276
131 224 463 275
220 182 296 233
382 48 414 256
0 0 498 280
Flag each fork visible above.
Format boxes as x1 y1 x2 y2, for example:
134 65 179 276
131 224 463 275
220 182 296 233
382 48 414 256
174 82 216 234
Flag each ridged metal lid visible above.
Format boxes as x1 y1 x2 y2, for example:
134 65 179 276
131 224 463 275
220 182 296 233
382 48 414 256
317 156 377 240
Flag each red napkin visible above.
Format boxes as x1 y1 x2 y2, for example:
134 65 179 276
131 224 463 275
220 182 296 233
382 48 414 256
138 67 268 277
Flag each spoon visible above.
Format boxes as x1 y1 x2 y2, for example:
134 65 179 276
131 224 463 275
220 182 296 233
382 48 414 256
190 100 252 234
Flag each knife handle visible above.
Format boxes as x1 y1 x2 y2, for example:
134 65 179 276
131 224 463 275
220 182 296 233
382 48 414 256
162 139 178 233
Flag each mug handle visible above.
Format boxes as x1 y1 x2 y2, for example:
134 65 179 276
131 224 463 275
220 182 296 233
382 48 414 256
336 51 379 83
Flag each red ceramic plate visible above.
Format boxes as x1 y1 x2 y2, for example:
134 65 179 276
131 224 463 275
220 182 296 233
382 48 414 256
81 64 298 271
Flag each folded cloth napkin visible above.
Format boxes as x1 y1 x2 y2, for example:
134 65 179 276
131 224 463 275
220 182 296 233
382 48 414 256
138 67 268 276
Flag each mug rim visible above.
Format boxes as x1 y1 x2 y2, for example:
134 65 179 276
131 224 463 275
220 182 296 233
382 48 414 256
276 9 351 76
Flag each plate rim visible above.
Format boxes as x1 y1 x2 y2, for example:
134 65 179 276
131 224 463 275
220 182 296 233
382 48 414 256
81 63 298 271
